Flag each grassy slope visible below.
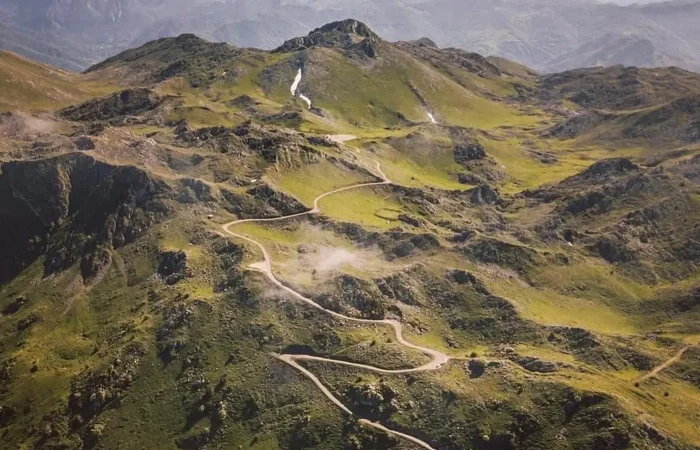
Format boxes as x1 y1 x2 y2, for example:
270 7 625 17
0 51 115 112
300 46 540 131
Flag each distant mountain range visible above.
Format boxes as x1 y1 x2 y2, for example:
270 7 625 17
2 0 700 73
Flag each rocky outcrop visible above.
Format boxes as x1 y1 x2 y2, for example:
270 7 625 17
593 234 635 263
411 37 439 49
273 20 380 58
670 154 700 184
74 136 96 151
461 238 542 272
396 42 503 79
565 190 613 215
545 111 606 139
446 269 491 295
319 275 388 319
176 125 246 154
221 186 307 220
466 184 501 205
60 88 163 124
247 185 307 216
345 382 398 415
450 130 504 182
454 142 486 164
516 356 559 373
546 94 700 143
66 344 146 446
0 153 170 283
387 233 441 259
158 251 188 285
177 179 213 204
569 158 640 183
374 271 424 306
458 172 487 185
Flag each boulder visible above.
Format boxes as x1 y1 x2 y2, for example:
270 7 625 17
517 357 558 373
158 251 188 285
74 136 96 151
468 184 501 205
458 172 487 185
454 142 486 164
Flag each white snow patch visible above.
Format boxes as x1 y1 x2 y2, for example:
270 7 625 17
290 68 313 109
291 68 303 96
427 112 437 124
326 134 357 144
299 94 313 109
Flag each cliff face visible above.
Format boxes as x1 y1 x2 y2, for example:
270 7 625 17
0 153 170 283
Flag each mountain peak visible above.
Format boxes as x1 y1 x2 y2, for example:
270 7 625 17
411 37 439 49
273 19 380 56
315 19 378 39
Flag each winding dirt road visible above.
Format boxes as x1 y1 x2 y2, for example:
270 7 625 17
636 345 695 384
222 155 449 449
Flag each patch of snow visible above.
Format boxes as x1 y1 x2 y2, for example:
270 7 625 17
300 94 313 109
291 68 313 109
326 134 357 144
427 112 437 124
291 69 303 96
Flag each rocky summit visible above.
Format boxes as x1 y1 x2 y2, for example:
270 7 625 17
1 18 700 450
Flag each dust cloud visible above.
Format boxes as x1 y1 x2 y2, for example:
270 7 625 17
0 112 57 137
312 247 360 273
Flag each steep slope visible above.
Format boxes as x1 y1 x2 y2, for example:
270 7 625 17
0 51 114 112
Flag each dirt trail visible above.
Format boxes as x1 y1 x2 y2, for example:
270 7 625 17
222 146 446 449
636 345 694 384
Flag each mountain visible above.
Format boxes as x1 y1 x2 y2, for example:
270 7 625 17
1 20 700 450
3 0 700 73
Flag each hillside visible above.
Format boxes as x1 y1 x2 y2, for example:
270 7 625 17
3 0 700 73
0 51 115 112
1 21 700 450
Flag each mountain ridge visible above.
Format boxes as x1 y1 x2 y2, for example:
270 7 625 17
2 0 700 73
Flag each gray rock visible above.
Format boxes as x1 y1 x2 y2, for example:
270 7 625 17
74 136 96 151
517 357 558 373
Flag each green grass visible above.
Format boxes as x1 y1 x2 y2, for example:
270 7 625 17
317 186 404 230
294 46 542 131
485 275 639 335
305 48 427 127
530 261 655 308
369 134 469 190
269 159 377 205
232 222 307 247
